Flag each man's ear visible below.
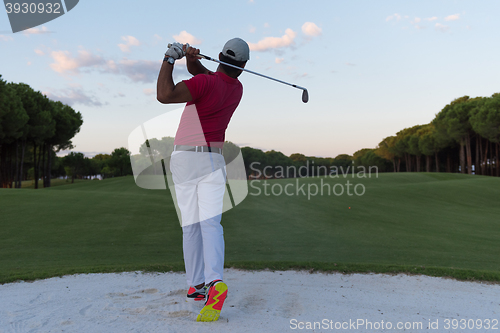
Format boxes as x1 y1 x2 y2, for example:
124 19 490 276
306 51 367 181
219 52 223 60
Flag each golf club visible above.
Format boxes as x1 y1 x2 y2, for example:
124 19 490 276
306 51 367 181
167 44 309 103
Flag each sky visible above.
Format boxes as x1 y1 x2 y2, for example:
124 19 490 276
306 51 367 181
1 0 500 158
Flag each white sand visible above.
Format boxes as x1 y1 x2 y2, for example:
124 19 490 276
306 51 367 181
1 269 499 333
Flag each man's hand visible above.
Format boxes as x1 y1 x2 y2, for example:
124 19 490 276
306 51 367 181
184 45 210 76
165 42 186 60
185 45 200 62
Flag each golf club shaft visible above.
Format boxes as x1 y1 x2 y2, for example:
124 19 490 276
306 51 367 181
166 44 306 92
197 54 307 92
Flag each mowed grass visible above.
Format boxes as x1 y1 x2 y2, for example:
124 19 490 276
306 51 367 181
1 173 499 283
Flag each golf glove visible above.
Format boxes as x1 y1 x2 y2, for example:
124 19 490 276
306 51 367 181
165 42 188 60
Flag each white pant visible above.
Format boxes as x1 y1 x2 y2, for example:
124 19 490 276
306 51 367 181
170 151 226 286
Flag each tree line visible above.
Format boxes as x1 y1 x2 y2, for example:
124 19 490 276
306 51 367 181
241 147 390 178
0 75 134 188
0 75 83 188
375 94 500 176
129 138 389 179
5 74 495 188
238 93 500 178
61 148 132 183
56 90 500 183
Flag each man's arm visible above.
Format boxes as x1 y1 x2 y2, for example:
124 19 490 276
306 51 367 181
185 46 210 76
156 58 193 104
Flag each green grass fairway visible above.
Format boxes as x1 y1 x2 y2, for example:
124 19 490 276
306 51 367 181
1 173 500 284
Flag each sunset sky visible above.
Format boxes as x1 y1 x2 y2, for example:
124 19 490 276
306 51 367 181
1 0 499 158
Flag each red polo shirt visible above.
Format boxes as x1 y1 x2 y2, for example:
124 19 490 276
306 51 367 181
174 71 243 149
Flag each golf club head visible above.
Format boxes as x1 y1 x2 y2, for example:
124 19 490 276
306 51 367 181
302 89 309 103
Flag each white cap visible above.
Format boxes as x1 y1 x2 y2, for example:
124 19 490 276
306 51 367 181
222 38 250 62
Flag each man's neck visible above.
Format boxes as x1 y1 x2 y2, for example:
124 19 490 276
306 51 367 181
216 65 238 79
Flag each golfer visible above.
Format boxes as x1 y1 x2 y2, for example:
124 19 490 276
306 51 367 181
156 38 249 322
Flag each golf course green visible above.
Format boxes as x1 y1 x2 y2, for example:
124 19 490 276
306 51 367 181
1 172 499 284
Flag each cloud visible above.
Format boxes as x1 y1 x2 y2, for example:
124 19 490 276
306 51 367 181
47 47 188 83
113 59 161 83
294 72 308 79
249 25 256 33
118 36 140 53
248 29 297 51
444 14 460 21
264 23 270 28
302 22 322 37
143 88 155 96
435 23 450 32
151 34 163 46
43 87 103 107
94 58 162 83
176 58 187 66
388 14 455 31
173 31 201 45
23 26 50 35
410 17 427 29
275 57 284 64
49 49 106 74
386 13 402 22
0 35 13 42
345 62 356 66
105 58 188 83
34 49 45 56
106 59 118 72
